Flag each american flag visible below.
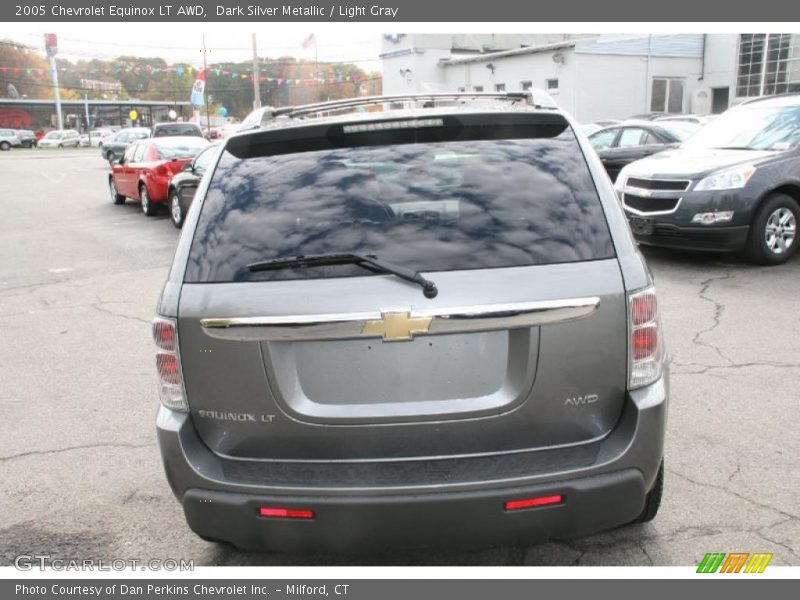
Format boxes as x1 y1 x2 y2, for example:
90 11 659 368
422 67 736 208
301 34 316 49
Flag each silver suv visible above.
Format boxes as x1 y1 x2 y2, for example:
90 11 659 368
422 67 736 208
154 92 669 552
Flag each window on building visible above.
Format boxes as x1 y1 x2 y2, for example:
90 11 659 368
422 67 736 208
495 83 506 92
473 85 484 92
521 81 532 91
736 34 800 97
457 87 466 92
545 78 559 92
650 78 685 113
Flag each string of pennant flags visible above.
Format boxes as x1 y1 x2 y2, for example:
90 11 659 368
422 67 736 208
0 64 381 86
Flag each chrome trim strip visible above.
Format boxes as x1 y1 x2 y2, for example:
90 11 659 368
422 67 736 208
200 297 601 342
625 177 691 192
623 194 683 217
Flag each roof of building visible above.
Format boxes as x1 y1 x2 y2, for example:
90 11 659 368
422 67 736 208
438 40 577 66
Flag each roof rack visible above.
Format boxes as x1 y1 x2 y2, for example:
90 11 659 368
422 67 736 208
239 90 558 131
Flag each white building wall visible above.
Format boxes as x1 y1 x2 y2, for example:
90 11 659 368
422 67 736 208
440 52 703 122
381 34 741 122
699 34 738 91
694 34 738 111
572 54 703 121
381 34 594 94
441 49 576 112
382 47 452 93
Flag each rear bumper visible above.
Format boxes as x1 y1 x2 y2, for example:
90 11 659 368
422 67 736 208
157 376 668 551
182 470 645 552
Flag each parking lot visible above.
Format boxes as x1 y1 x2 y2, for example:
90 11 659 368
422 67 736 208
0 150 798 566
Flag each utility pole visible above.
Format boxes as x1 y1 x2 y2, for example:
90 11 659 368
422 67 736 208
202 33 211 133
84 93 91 146
252 33 261 110
44 34 63 130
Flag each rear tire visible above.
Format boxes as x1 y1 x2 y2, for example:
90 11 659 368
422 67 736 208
746 193 799 265
169 190 185 228
632 460 663 524
140 185 158 216
109 178 125 205
106 150 115 163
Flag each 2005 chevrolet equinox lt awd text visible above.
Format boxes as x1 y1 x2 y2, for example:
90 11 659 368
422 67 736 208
153 92 669 552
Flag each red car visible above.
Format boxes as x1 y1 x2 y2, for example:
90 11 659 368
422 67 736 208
108 136 210 216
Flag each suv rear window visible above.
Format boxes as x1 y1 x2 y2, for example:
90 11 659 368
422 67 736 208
185 122 614 283
153 123 202 137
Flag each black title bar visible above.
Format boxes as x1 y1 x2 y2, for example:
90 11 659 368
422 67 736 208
3 0 795 22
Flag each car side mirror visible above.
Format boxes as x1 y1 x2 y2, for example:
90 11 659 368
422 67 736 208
116 156 125 165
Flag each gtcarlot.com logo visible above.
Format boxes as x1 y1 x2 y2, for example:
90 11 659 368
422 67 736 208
697 552 773 573
14 554 194 571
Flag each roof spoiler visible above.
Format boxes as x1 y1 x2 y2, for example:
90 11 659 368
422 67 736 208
238 90 558 132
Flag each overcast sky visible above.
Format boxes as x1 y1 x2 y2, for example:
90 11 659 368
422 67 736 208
6 25 383 71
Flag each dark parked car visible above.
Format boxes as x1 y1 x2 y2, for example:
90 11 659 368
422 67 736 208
151 122 203 138
15 129 37 148
166 144 217 228
154 92 668 552
589 121 699 180
101 127 150 162
108 136 209 215
616 94 800 264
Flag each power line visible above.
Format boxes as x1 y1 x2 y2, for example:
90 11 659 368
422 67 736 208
19 33 379 52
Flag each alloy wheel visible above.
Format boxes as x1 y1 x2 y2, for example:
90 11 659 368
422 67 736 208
171 195 182 225
141 188 150 214
765 207 797 255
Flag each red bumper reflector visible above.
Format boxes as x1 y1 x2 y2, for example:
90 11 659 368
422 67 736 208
259 507 315 519
504 494 564 511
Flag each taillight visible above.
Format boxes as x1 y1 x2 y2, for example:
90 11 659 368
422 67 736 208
258 507 315 519
628 287 664 389
504 495 564 511
152 316 188 411
155 165 168 176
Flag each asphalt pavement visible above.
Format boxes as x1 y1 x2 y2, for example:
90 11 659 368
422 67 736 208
1 150 798 566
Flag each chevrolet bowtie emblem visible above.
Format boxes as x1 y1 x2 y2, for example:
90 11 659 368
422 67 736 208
361 311 432 342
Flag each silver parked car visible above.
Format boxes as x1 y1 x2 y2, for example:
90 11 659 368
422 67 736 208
154 92 669 552
37 129 81 148
0 128 22 150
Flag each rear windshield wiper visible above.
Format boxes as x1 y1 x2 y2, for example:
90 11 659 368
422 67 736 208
247 253 439 299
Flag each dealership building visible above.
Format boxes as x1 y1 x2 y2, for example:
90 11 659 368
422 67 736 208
380 33 800 122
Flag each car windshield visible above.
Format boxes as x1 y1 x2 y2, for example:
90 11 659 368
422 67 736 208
155 137 209 158
185 128 615 283
117 131 145 142
45 132 62 139
682 104 800 151
153 124 202 137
